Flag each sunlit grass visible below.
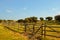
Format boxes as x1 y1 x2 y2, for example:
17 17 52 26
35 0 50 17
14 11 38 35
0 25 28 40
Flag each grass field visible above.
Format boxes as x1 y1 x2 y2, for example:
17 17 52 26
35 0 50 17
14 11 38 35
0 24 28 40
0 21 60 40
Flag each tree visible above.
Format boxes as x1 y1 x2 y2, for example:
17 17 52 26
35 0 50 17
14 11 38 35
17 19 24 31
30 16 37 23
0 20 2 23
55 15 60 22
46 17 53 21
24 18 31 23
24 16 38 23
40 17 44 21
17 19 24 23
7 20 14 26
7 20 14 23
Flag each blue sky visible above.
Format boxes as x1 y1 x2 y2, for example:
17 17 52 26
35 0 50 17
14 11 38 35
0 0 60 20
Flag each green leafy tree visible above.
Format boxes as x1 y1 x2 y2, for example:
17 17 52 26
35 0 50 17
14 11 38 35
55 15 60 24
30 16 37 23
17 19 24 31
7 20 14 26
46 17 53 21
24 18 31 23
17 19 24 23
7 20 14 23
0 20 2 23
55 15 60 22
40 17 44 21
24 16 37 23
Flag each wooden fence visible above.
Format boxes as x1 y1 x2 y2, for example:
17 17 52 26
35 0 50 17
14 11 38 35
4 23 60 40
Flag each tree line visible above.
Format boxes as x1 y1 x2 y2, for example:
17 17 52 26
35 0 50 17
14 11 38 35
0 15 60 23
17 15 60 23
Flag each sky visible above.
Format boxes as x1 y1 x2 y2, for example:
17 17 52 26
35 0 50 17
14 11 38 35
0 0 60 20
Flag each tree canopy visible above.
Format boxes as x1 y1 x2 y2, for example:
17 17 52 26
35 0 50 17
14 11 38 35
40 17 44 21
46 17 53 21
55 15 60 22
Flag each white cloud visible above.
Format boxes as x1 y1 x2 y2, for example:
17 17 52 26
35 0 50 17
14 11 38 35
6 9 12 13
51 8 57 11
55 12 60 15
52 11 60 18
48 8 58 11
23 7 27 10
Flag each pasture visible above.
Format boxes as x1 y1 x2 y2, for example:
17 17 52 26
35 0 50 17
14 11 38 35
0 21 60 40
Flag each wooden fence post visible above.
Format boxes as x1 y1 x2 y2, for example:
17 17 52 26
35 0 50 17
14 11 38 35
44 23 46 40
33 23 35 34
32 23 35 40
24 23 27 33
40 24 44 40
